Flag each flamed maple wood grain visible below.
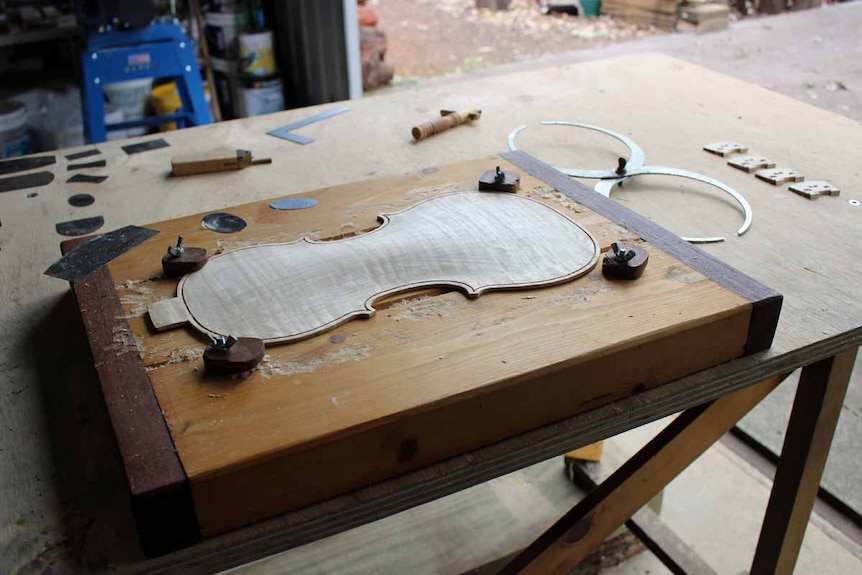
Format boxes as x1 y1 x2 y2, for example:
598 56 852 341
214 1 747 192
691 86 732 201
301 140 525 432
173 192 600 344
104 157 761 536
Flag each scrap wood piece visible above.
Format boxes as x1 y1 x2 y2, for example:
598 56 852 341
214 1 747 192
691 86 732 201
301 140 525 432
755 168 805 186
788 180 840 199
703 141 748 157
728 155 776 173
148 297 192 331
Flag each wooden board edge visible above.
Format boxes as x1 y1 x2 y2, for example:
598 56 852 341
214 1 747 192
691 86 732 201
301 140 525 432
60 238 201 555
502 150 783 355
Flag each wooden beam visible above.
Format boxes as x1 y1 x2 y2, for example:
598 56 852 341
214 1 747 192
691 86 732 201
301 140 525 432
750 348 858 575
569 460 718 575
499 375 786 575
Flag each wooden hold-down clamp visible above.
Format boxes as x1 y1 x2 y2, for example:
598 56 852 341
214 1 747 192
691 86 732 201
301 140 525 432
602 242 649 280
162 236 208 278
204 335 266 376
412 108 481 141
171 148 272 176
478 166 520 193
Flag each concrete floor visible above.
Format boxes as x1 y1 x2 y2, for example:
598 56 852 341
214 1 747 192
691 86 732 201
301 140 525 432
459 2 862 123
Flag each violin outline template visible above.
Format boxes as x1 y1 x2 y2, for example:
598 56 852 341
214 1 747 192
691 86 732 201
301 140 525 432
148 191 601 345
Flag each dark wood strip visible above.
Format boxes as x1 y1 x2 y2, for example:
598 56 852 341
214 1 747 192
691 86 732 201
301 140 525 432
502 150 782 355
751 349 857 574
60 238 199 556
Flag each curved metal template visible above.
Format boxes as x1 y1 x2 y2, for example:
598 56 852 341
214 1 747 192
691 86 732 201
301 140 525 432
508 121 753 244
594 167 753 242
507 122 646 179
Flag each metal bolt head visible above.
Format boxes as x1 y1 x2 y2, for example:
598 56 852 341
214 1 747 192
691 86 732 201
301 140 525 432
185 65 192 73
615 157 627 176
94 78 101 85
167 236 185 257
611 242 636 263
209 334 238 351
179 41 186 49
90 53 98 60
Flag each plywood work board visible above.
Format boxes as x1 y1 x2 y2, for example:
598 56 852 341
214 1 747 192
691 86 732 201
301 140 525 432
66 152 779 550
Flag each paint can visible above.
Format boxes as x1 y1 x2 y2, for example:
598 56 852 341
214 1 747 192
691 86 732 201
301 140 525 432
0 99 31 158
239 30 277 77
239 76 284 117
205 10 248 59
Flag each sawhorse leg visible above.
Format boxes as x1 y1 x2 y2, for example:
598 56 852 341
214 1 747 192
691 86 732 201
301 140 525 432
499 347 857 575
751 348 857 574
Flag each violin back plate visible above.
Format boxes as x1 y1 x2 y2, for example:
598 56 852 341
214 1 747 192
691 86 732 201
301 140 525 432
178 192 599 344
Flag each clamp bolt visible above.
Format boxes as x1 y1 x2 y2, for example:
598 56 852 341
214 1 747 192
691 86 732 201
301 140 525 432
494 166 505 184
209 334 238 351
167 236 185 257
615 157 627 176
611 242 636 262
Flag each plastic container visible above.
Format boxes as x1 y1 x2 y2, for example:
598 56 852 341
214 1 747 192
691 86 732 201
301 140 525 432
104 78 154 137
0 99 31 158
205 10 249 59
239 76 284 117
239 30 277 77
105 107 128 141
580 0 602 17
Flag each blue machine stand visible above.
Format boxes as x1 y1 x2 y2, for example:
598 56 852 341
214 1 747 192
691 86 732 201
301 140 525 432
81 24 212 143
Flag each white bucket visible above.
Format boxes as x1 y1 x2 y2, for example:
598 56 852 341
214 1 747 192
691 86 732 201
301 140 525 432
205 11 248 59
240 76 284 117
104 78 153 137
239 30 277 77
105 106 128 141
0 99 31 158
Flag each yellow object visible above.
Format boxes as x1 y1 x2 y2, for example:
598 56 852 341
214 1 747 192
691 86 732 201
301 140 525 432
151 83 212 131
151 83 182 131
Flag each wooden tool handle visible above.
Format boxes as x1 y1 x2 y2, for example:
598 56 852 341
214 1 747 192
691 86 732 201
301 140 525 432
412 113 464 141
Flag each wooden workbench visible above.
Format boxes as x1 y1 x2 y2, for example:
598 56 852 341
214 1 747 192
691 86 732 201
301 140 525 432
1 53 860 574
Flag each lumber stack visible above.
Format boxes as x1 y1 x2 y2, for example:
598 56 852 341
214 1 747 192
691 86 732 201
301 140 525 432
601 0 679 29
